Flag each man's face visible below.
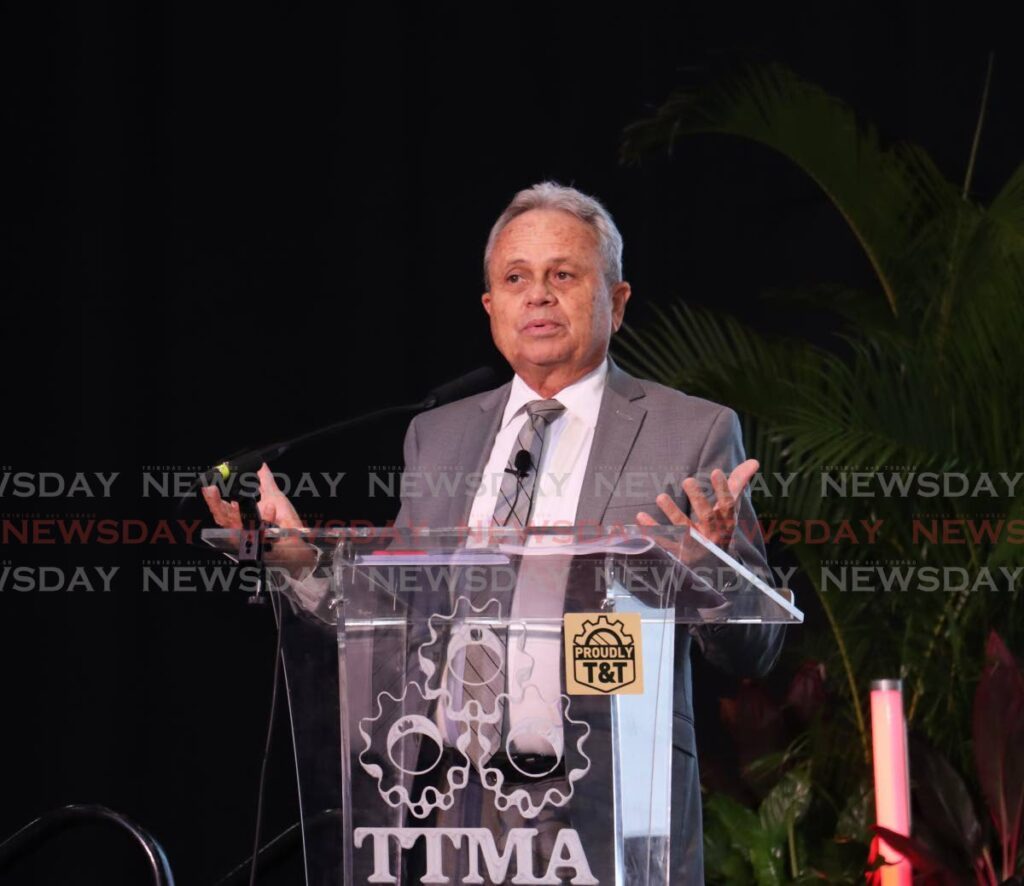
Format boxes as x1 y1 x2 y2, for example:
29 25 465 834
482 209 630 387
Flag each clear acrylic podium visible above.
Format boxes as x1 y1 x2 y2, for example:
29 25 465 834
203 524 802 885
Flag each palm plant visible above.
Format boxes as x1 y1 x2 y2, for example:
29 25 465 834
618 63 1024 879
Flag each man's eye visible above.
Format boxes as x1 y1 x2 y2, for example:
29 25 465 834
555 271 573 280
507 273 522 284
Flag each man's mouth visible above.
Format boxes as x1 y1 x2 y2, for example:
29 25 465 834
521 319 563 335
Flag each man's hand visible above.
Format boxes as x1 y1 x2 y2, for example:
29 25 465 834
636 458 759 549
200 463 304 529
201 464 316 571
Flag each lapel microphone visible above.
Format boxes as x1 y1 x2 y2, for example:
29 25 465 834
506 449 533 478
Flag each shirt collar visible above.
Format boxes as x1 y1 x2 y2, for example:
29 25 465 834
501 358 609 431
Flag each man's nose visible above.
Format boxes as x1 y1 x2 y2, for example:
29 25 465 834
525 282 556 305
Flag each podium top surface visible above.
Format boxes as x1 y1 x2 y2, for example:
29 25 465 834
201 524 803 624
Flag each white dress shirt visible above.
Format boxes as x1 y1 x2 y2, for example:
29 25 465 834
467 359 608 528
462 360 609 753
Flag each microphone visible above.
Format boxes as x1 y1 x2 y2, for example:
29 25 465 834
192 366 500 491
506 449 533 479
421 366 498 409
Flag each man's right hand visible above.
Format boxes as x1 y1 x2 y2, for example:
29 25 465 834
201 463 317 572
200 463 304 530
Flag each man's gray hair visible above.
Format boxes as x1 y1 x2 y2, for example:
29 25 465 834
483 181 624 290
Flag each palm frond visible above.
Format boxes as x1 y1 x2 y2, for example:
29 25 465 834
622 64 961 318
987 158 1024 255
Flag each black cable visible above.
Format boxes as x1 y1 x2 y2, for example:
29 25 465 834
248 569 285 886
213 809 341 885
0 804 175 884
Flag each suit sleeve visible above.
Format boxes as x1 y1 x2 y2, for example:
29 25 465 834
688 407 786 678
392 415 419 529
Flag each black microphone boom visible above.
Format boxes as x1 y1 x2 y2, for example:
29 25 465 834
421 366 498 409
192 366 499 491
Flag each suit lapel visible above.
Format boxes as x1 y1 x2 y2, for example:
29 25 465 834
445 360 647 527
575 359 647 526
447 381 512 526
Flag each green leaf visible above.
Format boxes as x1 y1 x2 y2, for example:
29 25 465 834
706 793 789 885
835 781 874 843
703 807 755 885
747 842 787 886
705 792 762 840
759 766 813 833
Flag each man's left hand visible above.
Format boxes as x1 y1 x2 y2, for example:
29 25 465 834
636 458 760 548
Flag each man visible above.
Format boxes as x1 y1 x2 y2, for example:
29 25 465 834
204 181 784 883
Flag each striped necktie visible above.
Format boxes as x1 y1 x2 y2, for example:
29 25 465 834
491 399 566 528
461 398 565 765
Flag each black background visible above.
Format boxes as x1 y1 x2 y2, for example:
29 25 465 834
1 2 1020 883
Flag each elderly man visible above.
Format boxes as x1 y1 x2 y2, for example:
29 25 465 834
204 181 784 883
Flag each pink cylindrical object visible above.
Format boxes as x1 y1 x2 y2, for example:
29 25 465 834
870 679 912 886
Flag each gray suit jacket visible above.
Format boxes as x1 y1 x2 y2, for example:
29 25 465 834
393 358 784 884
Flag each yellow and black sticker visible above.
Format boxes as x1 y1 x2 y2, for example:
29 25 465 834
563 613 644 695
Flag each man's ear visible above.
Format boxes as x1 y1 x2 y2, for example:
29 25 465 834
481 291 492 316
610 281 631 332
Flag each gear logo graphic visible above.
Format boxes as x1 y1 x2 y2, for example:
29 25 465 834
357 680 470 820
358 596 592 819
570 614 639 693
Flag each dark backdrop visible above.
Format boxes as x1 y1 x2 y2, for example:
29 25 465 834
1 2 1019 883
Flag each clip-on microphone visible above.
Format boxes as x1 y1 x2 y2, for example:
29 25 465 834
508 449 533 478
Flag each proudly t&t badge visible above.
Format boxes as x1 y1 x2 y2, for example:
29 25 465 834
563 613 644 695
